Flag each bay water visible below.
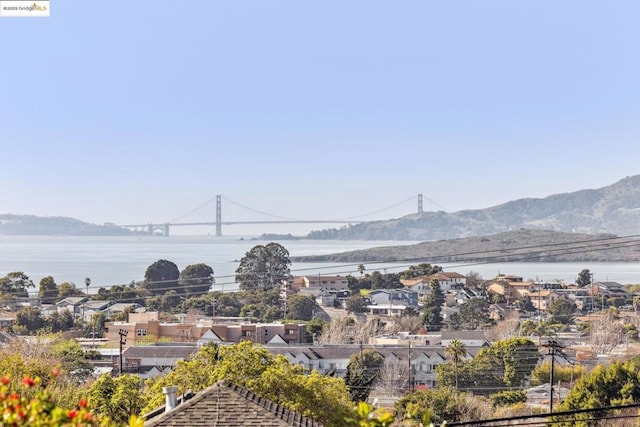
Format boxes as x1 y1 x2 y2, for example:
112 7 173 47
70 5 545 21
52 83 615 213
1 235 640 294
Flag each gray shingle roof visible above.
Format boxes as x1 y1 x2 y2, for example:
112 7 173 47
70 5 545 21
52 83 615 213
144 381 322 427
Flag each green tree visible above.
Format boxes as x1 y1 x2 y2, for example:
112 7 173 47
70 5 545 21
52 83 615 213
345 294 369 314
519 319 558 345
89 373 144 424
38 276 58 304
400 263 442 280
12 307 46 334
576 269 592 287
436 337 539 393
449 298 491 330
178 263 214 297
235 243 291 291
344 349 384 403
445 339 466 390
481 337 539 388
421 279 444 330
0 272 34 298
547 297 576 324
530 361 585 387
57 282 84 300
489 390 527 408
286 294 318 321
143 342 352 427
143 259 180 296
394 388 490 425
516 295 536 312
555 356 640 426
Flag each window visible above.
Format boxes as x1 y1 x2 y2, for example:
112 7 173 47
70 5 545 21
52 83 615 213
243 330 252 337
136 329 147 337
287 329 296 335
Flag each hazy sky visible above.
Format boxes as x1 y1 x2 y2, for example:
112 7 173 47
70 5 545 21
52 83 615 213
2 2 639 235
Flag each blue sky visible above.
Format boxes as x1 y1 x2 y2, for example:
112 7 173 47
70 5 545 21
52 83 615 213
1 1 639 234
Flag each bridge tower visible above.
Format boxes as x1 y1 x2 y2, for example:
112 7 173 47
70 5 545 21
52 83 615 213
418 194 423 213
216 195 222 236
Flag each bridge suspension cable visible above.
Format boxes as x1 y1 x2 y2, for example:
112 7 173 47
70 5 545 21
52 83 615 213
332 194 420 220
169 196 218 223
222 196 304 221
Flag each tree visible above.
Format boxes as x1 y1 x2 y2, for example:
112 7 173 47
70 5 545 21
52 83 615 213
0 272 34 298
547 297 576 324
235 243 291 291
143 342 352 427
345 294 368 314
516 295 536 312
519 319 558 345
286 295 318 320
394 388 491 425
88 373 144 424
12 307 46 334
143 259 180 296
344 349 384 403
436 337 539 393
38 276 58 304
179 263 214 297
421 279 444 330
400 263 442 280
357 264 366 277
449 298 491 330
0 375 132 427
530 361 585 387
445 339 466 390
556 356 640 426
57 282 84 300
576 269 592 287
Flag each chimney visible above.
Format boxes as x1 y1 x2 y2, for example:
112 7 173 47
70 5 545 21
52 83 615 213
163 386 178 412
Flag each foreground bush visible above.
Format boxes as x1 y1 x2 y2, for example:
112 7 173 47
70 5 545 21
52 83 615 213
0 375 142 427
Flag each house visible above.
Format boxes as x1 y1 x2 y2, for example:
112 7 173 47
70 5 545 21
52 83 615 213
80 300 114 322
369 289 419 307
441 330 489 347
105 312 307 348
485 275 533 304
121 344 198 376
529 290 561 311
292 275 349 291
401 272 466 294
144 381 322 427
55 297 88 317
367 303 407 317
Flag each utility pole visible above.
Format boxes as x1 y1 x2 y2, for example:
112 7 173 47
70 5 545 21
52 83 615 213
407 341 413 392
542 339 564 413
118 329 128 376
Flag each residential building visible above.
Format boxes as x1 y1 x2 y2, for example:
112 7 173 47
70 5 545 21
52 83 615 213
485 275 533 304
105 312 307 348
400 272 466 294
292 275 349 291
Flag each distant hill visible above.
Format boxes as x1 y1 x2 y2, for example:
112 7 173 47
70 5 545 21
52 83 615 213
306 175 640 240
0 214 135 236
292 229 640 263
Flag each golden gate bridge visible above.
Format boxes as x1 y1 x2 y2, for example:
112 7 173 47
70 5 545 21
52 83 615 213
118 194 441 236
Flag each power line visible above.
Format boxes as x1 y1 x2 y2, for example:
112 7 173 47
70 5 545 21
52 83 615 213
28 232 640 305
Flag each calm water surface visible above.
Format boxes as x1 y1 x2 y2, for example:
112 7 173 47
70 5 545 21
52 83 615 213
1 236 639 292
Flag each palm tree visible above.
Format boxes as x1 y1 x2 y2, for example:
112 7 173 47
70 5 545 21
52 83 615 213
520 319 557 345
445 339 466 391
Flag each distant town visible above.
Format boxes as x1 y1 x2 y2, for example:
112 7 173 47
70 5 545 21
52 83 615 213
1 241 639 425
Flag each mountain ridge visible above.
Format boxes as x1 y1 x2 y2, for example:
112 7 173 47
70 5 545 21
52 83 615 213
0 214 135 236
306 175 640 240
291 229 640 263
